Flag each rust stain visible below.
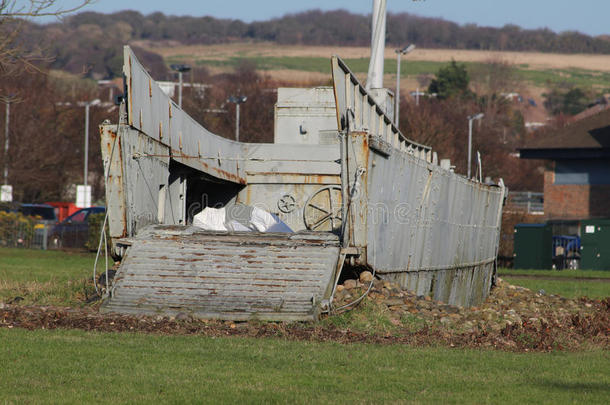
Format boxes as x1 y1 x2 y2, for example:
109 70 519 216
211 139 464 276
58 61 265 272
159 122 163 140
211 166 247 185
245 186 252 204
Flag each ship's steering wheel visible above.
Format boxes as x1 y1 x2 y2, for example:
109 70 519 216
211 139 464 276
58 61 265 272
303 185 343 233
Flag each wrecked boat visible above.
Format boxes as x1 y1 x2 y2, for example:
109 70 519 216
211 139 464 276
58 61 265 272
99 3 505 321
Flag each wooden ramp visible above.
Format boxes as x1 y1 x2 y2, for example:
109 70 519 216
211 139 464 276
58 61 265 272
102 226 340 321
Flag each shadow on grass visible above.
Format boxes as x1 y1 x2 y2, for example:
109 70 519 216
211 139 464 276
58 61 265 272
537 379 610 394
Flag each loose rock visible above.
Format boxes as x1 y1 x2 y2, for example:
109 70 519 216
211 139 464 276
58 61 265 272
359 271 374 283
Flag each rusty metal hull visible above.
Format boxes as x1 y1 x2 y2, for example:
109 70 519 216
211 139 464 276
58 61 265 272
102 226 340 321
365 142 504 306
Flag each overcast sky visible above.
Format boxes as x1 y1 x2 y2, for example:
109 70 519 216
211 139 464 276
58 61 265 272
47 0 606 36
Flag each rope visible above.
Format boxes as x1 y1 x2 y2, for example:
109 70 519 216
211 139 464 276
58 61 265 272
326 109 374 314
92 101 125 295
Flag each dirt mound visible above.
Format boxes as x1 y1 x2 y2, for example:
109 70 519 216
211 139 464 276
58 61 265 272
1 278 608 352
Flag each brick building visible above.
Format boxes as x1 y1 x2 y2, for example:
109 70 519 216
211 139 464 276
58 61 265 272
520 108 610 220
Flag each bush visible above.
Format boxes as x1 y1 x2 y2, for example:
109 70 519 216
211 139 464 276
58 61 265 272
85 212 109 251
0 211 36 248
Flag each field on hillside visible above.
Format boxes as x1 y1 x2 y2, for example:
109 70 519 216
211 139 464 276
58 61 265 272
142 42 610 72
142 42 610 95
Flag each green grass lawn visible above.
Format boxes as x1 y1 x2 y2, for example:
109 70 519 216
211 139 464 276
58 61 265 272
498 268 610 299
0 247 100 305
502 278 610 299
498 269 610 279
1 328 608 404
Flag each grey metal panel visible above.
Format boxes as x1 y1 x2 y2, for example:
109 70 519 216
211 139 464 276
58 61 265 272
236 182 340 232
123 46 246 185
239 144 342 231
366 145 504 306
244 143 340 175
382 262 495 307
121 128 171 237
273 87 338 145
102 226 340 321
100 126 127 239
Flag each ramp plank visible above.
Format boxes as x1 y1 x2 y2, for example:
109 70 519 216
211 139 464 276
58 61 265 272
102 226 340 321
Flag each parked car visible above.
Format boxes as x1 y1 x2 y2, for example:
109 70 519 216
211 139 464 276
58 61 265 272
50 206 105 249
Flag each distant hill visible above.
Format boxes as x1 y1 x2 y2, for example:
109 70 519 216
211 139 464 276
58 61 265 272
10 9 610 78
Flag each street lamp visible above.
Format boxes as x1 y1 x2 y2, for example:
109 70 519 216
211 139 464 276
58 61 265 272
78 99 101 192
3 96 14 186
55 99 112 207
227 95 247 142
394 44 415 128
467 113 484 179
171 64 191 108
1 94 19 202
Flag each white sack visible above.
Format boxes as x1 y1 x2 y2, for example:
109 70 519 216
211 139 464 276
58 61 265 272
250 206 279 232
192 207 227 231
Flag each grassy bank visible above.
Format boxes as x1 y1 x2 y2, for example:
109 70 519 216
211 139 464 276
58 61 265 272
1 328 608 404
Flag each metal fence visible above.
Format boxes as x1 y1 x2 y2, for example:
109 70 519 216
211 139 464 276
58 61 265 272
0 220 50 250
506 191 544 214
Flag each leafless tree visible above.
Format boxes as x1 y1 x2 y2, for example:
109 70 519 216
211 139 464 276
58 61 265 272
0 0 93 75
1 1 92 17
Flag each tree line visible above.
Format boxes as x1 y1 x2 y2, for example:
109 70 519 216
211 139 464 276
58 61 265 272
6 9 610 79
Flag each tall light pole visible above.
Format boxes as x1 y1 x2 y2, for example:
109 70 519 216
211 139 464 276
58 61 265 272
1 95 18 202
4 98 11 185
78 99 101 190
55 99 113 207
171 64 191 108
227 95 247 142
394 44 415 128
467 113 484 179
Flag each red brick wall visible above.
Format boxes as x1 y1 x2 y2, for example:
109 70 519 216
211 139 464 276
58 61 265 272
544 169 610 219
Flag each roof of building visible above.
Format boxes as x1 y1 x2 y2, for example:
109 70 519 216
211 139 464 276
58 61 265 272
520 107 610 159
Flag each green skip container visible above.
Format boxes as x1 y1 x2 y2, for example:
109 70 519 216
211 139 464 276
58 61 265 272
580 219 610 270
513 223 553 269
